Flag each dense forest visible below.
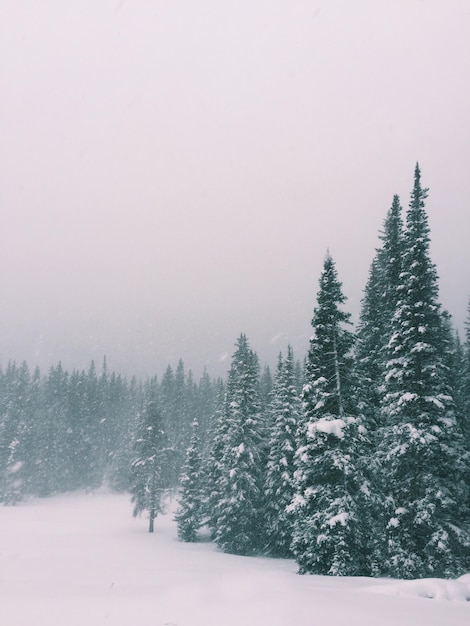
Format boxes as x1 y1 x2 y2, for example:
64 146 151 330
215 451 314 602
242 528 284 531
1 165 469 578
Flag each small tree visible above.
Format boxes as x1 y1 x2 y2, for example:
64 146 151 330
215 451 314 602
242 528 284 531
130 399 172 533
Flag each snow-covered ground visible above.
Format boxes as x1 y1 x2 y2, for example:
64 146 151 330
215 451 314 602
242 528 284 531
0 492 469 626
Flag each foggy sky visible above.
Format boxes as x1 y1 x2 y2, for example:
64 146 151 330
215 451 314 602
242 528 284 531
1 0 470 380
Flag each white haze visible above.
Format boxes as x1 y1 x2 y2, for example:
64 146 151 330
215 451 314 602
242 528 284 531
1 1 470 379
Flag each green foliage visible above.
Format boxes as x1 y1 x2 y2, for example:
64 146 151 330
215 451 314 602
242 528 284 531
292 254 369 575
0 357 218 505
355 195 405 429
130 398 173 532
264 347 301 556
378 164 470 577
175 418 206 541
212 334 267 555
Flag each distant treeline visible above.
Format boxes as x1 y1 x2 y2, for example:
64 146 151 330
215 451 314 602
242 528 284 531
0 357 229 500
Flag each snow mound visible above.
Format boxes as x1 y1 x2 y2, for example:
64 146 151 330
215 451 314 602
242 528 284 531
367 578 470 602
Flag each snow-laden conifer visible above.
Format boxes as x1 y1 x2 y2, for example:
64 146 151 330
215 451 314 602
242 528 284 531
291 254 369 575
264 346 301 556
379 194 405 321
459 298 470 449
353 196 406 571
130 397 173 532
355 195 405 429
379 164 470 578
175 418 205 541
212 334 267 555
205 379 228 533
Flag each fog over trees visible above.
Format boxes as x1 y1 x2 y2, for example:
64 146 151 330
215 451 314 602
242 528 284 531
1 166 469 577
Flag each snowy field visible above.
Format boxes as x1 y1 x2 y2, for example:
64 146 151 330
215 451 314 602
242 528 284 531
1 493 469 626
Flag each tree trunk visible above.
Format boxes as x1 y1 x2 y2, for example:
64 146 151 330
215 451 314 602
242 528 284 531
149 509 155 533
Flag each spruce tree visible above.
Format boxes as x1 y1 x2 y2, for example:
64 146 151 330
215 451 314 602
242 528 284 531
459 298 470 447
355 195 405 429
379 194 405 321
260 364 273 412
291 254 369 576
212 334 266 555
130 397 172 533
264 346 301 556
354 258 386 428
379 164 470 578
175 418 205 541
194 369 216 457
205 378 228 534
354 197 406 572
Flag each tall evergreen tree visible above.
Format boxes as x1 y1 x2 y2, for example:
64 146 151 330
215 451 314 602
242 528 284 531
459 298 470 447
379 194 405 321
301 253 355 421
355 195 405 429
379 164 470 578
205 378 228 533
354 258 386 429
212 334 266 555
130 397 172 533
194 369 215 457
260 364 273 412
175 417 205 541
264 346 301 556
291 254 369 576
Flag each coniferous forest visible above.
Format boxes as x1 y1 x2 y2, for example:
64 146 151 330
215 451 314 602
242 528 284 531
1 165 470 578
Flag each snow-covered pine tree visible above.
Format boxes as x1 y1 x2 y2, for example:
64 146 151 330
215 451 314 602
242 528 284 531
260 364 273 412
353 196 406 572
379 164 470 578
355 195 405 429
175 417 205 541
205 378 228 534
194 368 215 457
291 253 369 576
212 334 267 555
379 194 405 322
264 346 301 556
354 257 386 429
294 358 304 396
130 397 172 533
459 298 470 449
173 359 192 482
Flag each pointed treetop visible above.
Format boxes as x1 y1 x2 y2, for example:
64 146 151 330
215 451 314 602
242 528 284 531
410 162 429 209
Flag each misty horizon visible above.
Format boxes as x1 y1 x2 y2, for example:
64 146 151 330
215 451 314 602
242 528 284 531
2 1 469 380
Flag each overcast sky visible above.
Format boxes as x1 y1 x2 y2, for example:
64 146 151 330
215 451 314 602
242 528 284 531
1 0 469 380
